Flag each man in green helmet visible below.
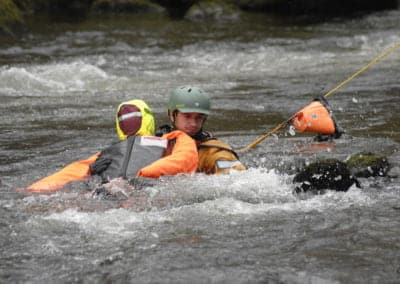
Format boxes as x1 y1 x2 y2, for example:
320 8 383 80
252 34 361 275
157 85 246 174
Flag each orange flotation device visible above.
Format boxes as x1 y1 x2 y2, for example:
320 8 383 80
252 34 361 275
25 99 158 193
137 130 198 178
291 96 342 138
27 153 100 193
25 131 197 192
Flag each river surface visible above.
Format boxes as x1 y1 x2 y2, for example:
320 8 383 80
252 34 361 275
1 10 400 283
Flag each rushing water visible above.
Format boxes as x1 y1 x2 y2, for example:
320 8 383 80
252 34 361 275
1 10 400 283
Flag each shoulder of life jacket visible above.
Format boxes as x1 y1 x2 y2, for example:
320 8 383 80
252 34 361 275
198 139 246 175
191 129 213 142
96 135 168 182
155 124 173 137
136 130 198 178
155 125 213 143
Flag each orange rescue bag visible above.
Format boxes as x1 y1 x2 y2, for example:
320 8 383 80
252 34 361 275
291 97 340 136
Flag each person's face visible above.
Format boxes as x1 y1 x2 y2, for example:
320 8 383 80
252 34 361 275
170 111 206 136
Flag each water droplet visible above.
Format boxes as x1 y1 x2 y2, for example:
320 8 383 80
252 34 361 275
288 125 296 136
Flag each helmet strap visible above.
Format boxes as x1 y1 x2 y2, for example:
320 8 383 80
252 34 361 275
168 110 179 125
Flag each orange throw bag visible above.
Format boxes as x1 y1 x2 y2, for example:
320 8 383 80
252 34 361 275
291 97 341 137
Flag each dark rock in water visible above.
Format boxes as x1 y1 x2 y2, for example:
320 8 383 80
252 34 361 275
345 152 390 178
152 0 196 18
185 1 241 21
235 0 399 14
43 0 94 20
293 158 359 194
91 0 166 14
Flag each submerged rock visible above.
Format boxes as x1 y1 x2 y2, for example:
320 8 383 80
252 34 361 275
293 158 359 194
345 152 390 178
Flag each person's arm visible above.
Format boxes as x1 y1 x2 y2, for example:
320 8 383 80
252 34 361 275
26 153 100 193
198 139 246 174
137 130 198 178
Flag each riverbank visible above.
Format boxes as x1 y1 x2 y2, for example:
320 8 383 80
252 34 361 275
1 0 399 37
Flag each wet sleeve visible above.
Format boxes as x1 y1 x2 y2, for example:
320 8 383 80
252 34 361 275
26 153 100 193
137 131 198 178
198 139 247 175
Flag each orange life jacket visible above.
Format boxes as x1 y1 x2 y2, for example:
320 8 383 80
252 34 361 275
137 130 198 178
26 131 197 193
27 153 100 193
155 125 246 175
94 135 167 182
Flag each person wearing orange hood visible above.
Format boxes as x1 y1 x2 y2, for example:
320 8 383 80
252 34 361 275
25 99 198 193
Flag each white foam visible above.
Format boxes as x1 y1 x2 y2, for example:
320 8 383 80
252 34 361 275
20 167 379 247
0 61 113 95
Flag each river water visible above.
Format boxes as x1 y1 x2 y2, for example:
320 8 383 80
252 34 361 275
1 10 400 283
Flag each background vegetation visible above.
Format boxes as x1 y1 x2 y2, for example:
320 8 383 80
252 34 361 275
1 0 398 37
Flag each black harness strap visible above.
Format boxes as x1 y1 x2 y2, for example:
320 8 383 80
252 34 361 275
119 135 136 178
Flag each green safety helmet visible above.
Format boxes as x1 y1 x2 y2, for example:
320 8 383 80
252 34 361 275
168 86 210 115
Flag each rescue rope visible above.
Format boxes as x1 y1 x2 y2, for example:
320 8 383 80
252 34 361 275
238 42 400 153
324 42 400 98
